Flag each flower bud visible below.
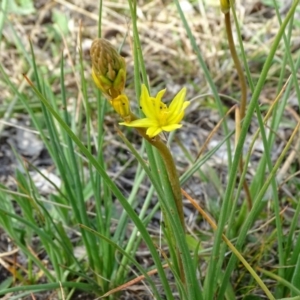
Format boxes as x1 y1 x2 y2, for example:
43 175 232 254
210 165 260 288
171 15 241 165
90 38 126 99
220 0 234 13
110 94 131 122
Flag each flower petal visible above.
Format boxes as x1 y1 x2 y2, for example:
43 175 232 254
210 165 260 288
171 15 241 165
140 86 157 118
120 118 157 128
167 108 182 124
162 124 182 132
146 126 163 138
152 89 166 119
166 88 189 124
168 88 186 114
156 89 167 102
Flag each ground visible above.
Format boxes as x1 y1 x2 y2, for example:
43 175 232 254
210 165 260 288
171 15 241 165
1 0 300 299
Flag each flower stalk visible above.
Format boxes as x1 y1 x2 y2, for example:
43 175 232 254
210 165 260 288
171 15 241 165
120 84 189 231
224 11 247 121
127 111 186 282
222 6 252 210
133 117 185 228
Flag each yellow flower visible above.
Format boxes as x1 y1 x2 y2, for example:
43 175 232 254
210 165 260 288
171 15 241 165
120 84 190 138
90 38 126 99
110 94 131 122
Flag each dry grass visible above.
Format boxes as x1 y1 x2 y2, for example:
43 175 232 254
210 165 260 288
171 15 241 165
2 0 297 96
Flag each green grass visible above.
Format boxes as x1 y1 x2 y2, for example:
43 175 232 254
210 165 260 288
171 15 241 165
0 0 300 299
